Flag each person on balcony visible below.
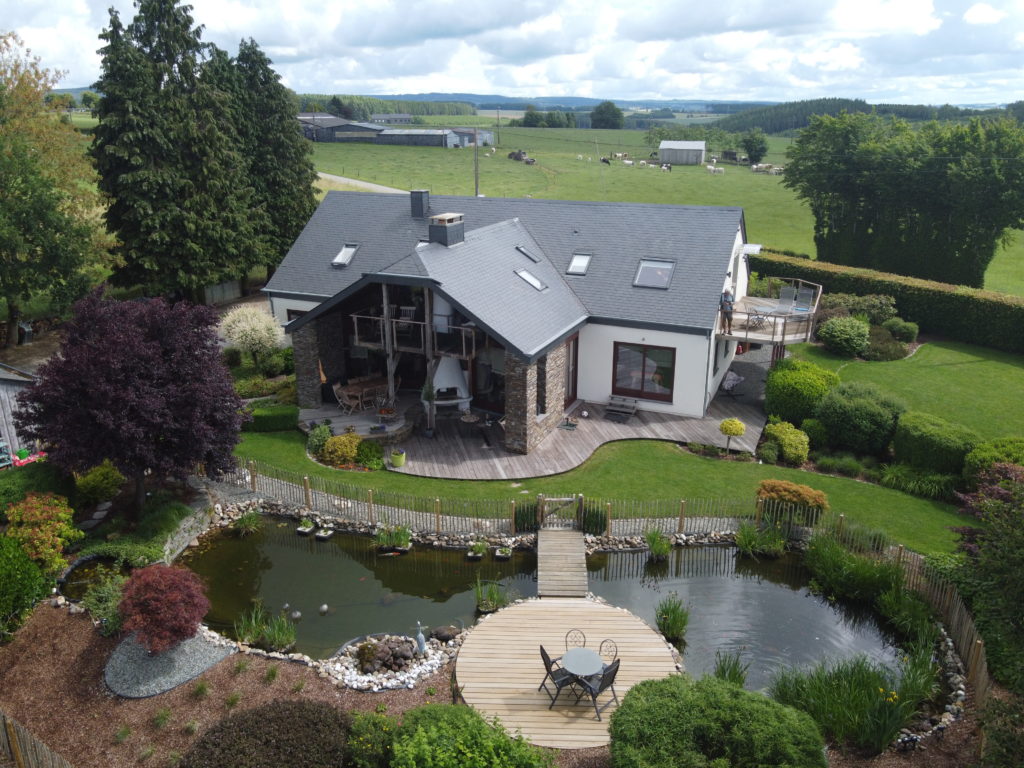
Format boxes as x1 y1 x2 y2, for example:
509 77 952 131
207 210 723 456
720 289 735 334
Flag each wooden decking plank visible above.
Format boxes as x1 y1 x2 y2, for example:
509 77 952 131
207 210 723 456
536 530 587 598
456 598 679 749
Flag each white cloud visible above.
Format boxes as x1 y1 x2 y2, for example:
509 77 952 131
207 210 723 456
963 3 1008 24
829 0 942 37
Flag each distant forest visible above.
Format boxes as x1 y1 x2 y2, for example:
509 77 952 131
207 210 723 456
296 94 473 119
714 97 1008 134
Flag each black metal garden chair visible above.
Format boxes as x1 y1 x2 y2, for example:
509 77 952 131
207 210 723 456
538 645 576 708
575 658 621 720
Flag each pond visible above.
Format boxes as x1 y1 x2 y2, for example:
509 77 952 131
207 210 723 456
179 518 899 688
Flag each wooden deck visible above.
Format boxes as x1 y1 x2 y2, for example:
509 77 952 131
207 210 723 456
537 530 587 597
456 599 680 749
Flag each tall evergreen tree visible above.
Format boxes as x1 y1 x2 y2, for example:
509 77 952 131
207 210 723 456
91 0 257 299
229 39 318 275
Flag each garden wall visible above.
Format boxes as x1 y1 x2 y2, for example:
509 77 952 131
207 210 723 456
162 505 217 563
750 250 1024 354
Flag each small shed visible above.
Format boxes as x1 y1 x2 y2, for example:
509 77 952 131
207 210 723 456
658 140 706 166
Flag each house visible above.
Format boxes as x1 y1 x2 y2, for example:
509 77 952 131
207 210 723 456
658 140 706 165
265 191 763 454
371 113 415 124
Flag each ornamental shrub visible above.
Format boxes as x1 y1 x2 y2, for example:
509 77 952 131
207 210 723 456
892 411 981 475
4 493 83 575
819 293 898 325
322 432 362 467
75 459 126 506
234 376 280 399
81 567 128 637
881 316 919 343
391 703 552 768
355 439 384 470
220 346 242 368
719 418 746 452
762 421 810 466
0 537 47 639
861 325 908 362
756 441 779 464
801 417 828 449
764 358 839 425
347 711 396 768
817 316 870 357
306 424 332 459
119 564 210 654
219 306 283 372
757 479 830 511
0 461 74 523
963 437 1024 484
180 700 350 768
609 675 826 768
814 382 905 455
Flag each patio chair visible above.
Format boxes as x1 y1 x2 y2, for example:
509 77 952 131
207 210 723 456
332 382 360 415
720 370 744 399
538 645 576 707
794 286 815 312
776 285 797 314
574 658 621 720
599 639 618 664
565 628 586 650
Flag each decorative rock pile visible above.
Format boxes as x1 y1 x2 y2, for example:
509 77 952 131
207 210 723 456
355 636 417 674
583 531 736 555
320 632 461 692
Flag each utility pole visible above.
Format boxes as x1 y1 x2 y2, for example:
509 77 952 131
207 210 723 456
496 106 501 146
473 128 480 196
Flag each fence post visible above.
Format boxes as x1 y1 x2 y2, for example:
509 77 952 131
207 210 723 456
537 494 545 528
247 460 257 493
303 476 312 508
896 544 904 566
677 500 687 534
754 497 763 526
967 639 984 686
605 502 612 538
368 489 376 526
576 493 584 530
4 717 25 768
837 513 845 536
510 500 516 536
434 498 441 534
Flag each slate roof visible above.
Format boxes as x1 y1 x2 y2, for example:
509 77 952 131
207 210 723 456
266 192 745 356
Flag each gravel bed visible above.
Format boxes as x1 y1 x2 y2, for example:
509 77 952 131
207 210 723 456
104 631 234 698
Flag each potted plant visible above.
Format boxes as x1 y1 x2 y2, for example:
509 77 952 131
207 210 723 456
467 541 487 560
296 517 315 536
391 448 406 468
494 546 513 561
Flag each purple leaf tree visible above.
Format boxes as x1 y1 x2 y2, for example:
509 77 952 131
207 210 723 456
15 289 247 516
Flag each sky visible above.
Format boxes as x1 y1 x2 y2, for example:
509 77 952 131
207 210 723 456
8 0 1024 105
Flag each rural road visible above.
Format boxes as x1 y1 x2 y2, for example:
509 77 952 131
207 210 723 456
318 172 405 194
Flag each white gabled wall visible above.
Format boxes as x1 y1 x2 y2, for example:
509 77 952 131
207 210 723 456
576 323 711 417
268 297 322 327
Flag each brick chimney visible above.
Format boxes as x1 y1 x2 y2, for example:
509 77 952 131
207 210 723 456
428 213 465 247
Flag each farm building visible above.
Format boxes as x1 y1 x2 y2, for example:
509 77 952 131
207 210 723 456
450 128 495 147
371 113 414 124
658 140 706 165
375 129 459 148
298 115 384 142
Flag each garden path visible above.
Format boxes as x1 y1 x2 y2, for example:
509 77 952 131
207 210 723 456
537 530 587 597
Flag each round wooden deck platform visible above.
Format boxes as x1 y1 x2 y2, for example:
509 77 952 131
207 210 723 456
456 598 680 749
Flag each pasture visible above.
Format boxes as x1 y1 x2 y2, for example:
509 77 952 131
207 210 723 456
312 127 1022 295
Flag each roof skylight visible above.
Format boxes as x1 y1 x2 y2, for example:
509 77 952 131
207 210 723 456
516 245 541 263
634 259 675 288
332 243 359 267
515 268 546 291
567 252 592 275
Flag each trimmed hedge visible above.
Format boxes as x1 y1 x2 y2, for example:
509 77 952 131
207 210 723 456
882 317 919 343
609 675 826 768
757 478 830 511
764 358 840 425
817 316 870 357
893 411 982 475
963 437 1024 483
242 403 300 432
750 250 1024 354
763 421 810 466
819 293 898 324
181 700 350 768
814 382 905 455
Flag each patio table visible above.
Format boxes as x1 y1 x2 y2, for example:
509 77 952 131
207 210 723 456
561 647 603 680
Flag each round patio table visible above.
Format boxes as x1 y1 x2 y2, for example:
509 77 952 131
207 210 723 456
561 647 603 678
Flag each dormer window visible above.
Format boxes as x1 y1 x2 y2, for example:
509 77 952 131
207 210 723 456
567 252 592 275
634 259 675 288
332 243 359 267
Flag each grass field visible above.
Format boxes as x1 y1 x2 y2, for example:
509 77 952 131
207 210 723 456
789 341 1024 441
236 432 963 553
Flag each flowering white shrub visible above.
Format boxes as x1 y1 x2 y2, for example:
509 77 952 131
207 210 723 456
219 306 283 370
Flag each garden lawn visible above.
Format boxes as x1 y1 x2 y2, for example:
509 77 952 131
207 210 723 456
236 433 963 553
789 341 1024 440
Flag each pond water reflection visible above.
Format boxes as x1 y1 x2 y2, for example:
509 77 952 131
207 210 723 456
180 519 898 687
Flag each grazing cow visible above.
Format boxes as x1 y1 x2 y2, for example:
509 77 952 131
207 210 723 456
623 159 634 166
601 157 611 165
524 157 536 165
638 160 647 167
706 165 716 174
661 163 672 172
577 154 583 161
587 156 592 162
713 166 725 175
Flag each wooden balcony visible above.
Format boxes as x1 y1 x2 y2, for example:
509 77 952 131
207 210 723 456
350 310 477 359
718 297 815 345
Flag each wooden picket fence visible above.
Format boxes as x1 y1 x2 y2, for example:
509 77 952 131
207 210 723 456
0 711 73 768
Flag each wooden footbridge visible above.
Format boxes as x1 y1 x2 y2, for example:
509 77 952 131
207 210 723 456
456 528 679 749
